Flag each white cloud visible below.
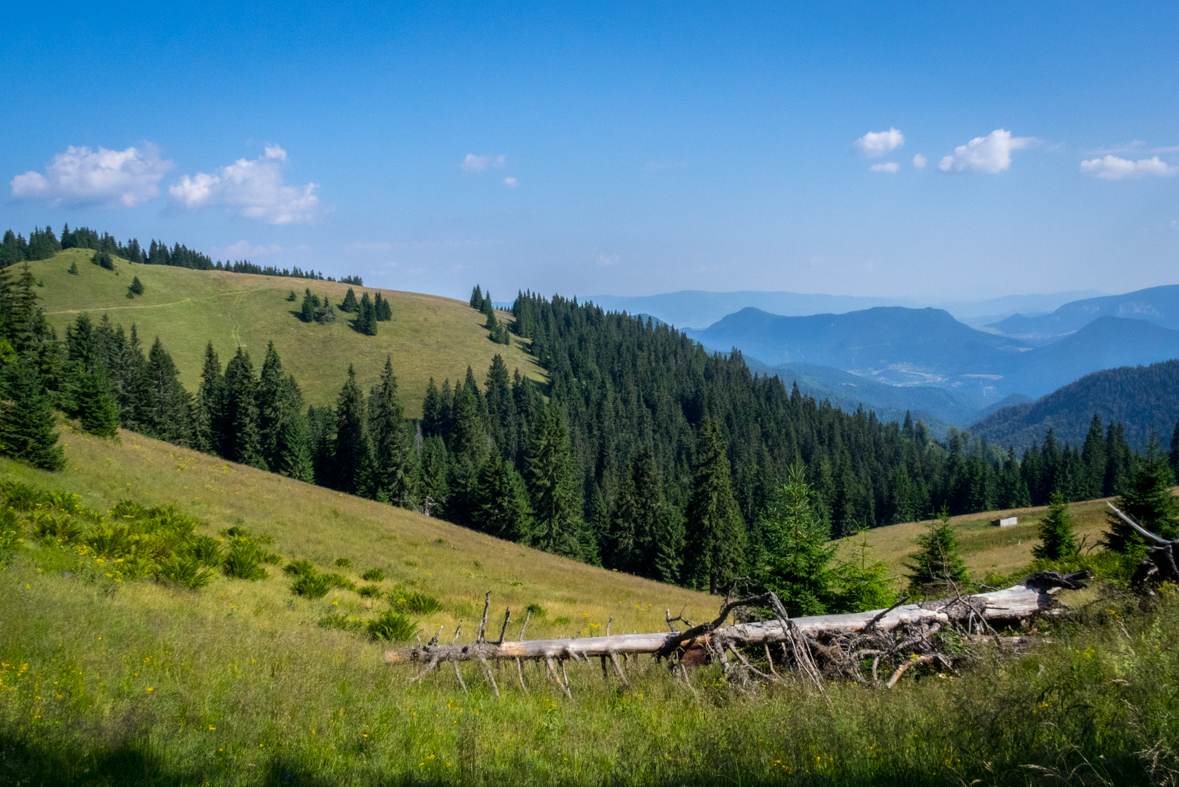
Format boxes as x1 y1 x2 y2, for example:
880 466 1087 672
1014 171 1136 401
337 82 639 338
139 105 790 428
854 128 904 158
1079 155 1178 180
870 162 899 173
10 144 172 208
502 176 518 187
596 253 620 267
461 154 506 172
169 144 319 224
212 240 283 258
912 153 927 169
938 129 1036 174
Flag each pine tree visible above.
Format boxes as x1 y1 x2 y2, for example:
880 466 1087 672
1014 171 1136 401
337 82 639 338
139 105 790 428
755 463 835 616
341 287 358 312
607 445 674 577
1105 437 1179 552
74 365 119 437
271 377 314 483
0 358 65 470
526 406 583 559
418 435 450 516
1081 415 1107 500
300 289 316 323
475 452 532 540
333 365 371 495
834 536 894 613
142 338 193 447
1034 490 1078 561
906 509 968 596
222 348 266 469
369 357 415 507
685 417 746 594
129 276 144 296
355 292 377 335
376 293 393 321
67 260 78 275
470 285 483 309
194 343 225 454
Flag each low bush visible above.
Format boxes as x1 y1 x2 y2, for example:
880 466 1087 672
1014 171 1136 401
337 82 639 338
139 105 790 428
291 571 333 599
283 559 316 577
318 613 364 634
323 573 357 592
357 584 383 598
334 557 352 568
361 568 385 582
390 589 443 615
222 540 269 581
156 553 214 590
367 610 417 642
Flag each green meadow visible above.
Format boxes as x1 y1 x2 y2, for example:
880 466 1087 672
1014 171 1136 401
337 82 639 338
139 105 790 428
2 425 1178 786
29 249 544 416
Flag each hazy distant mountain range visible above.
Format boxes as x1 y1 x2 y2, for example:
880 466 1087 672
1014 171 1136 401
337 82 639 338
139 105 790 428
985 284 1179 344
583 289 1101 331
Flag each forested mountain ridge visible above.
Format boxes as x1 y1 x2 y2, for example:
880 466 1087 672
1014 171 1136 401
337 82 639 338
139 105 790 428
969 360 1179 453
0 222 1169 595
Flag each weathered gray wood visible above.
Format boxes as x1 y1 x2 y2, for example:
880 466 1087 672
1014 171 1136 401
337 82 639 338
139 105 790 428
385 575 1078 666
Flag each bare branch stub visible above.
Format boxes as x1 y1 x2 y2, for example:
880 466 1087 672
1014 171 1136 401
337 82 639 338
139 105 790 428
477 592 492 644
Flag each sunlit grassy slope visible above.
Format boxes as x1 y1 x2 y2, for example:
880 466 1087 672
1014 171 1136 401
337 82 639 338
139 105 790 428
833 495 1175 580
4 433 1179 785
3 424 712 635
29 248 543 416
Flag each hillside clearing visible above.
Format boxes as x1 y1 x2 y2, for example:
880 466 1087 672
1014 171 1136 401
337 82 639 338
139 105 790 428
28 249 544 416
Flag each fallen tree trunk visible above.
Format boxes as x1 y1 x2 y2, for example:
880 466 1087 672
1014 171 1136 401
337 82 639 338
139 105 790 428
385 570 1087 668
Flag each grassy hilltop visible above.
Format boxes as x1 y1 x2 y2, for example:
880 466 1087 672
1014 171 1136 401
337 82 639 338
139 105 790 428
29 248 544 416
2 427 1179 785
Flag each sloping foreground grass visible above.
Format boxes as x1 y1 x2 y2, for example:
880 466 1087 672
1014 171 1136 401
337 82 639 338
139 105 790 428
2 430 1179 785
834 496 1167 581
29 249 543 416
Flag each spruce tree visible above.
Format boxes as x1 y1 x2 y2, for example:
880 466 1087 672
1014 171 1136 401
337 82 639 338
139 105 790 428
608 445 672 577
421 378 443 437
67 260 78 275
333 365 371 495
300 290 316 323
475 452 532 541
0 358 65 470
835 536 893 613
142 338 193 447
376 293 392 321
272 377 314 483
222 348 266 469
129 276 144 296
526 406 583 559
74 365 119 437
418 435 450 516
685 417 746 594
905 509 968 596
194 343 225 454
1034 490 1078 561
469 285 483 309
755 463 835 616
369 357 415 507
1171 418 1179 480
356 292 377 335
341 287 358 312
1105 437 1179 552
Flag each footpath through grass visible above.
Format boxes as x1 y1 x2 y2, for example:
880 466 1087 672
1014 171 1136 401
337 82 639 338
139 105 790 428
2 430 1179 785
30 249 543 416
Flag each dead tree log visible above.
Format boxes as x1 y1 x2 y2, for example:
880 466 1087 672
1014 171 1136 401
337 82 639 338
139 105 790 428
385 571 1087 672
1107 502 1179 588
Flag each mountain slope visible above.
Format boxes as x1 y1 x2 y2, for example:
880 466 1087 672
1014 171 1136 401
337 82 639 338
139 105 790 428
988 283 1179 341
969 359 1179 452
28 248 544 416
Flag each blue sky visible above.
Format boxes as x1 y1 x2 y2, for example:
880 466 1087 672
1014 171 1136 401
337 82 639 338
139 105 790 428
2 1 1177 302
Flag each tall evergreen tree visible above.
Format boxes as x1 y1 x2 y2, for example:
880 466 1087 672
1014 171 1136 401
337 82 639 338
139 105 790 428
1081 415 1107 500
418 435 450 516
341 288 358 312
475 451 532 541
270 377 314 483
607 445 674 578
376 293 393 321
142 338 193 446
526 406 584 559
0 358 65 470
73 366 119 438
355 292 377 335
1105 437 1179 552
1171 417 1179 480
369 357 415 507
193 343 225 454
300 289 316 323
222 348 266 469
906 509 968 596
332 365 371 495
1034 490 1079 561
684 417 746 594
755 463 835 616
